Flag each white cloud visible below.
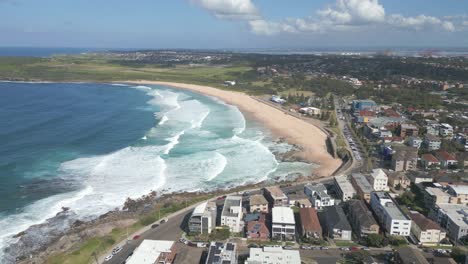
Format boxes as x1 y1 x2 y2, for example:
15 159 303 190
191 0 460 36
192 0 260 20
319 0 385 24
388 14 455 32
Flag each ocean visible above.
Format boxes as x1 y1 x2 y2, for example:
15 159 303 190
0 82 313 260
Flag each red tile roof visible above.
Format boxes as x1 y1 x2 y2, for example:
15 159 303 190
422 154 439 163
358 110 375 117
299 207 322 233
436 150 457 161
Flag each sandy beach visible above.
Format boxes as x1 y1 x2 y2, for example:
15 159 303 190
132 81 342 176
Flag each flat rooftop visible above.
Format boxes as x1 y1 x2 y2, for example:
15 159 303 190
221 196 242 218
126 240 174 264
334 175 356 195
351 173 373 193
272 206 295 225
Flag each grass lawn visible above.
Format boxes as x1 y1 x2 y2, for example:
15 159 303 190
46 195 213 264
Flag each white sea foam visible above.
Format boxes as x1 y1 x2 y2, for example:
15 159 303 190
132 85 152 90
159 115 169 125
111 83 129 87
163 131 185 155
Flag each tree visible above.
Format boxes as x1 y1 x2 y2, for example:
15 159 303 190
365 234 384 247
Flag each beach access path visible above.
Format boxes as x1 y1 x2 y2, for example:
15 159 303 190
130 81 343 177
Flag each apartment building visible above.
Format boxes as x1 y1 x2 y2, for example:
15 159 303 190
370 192 412 236
189 201 217 234
439 123 454 138
368 169 389 191
272 207 296 241
206 242 237 264
221 196 244 233
409 211 446 245
249 194 269 213
347 200 380 238
351 173 374 203
334 175 356 201
263 186 288 207
391 146 418 172
304 183 335 209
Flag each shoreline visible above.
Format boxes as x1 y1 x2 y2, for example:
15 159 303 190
130 80 342 177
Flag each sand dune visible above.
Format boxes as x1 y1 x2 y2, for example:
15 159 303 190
132 81 342 177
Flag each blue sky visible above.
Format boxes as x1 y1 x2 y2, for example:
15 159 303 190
0 0 467 48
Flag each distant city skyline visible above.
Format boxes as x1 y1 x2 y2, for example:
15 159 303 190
1 0 467 48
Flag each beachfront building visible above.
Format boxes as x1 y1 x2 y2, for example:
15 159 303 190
205 242 237 264
221 196 244 233
370 192 412 236
304 183 335 209
249 194 269 213
351 173 374 203
263 186 288 207
126 240 176 264
245 247 301 264
272 206 296 241
320 205 352 240
299 207 322 239
347 200 380 238
334 175 356 201
368 169 389 191
189 201 217 234
409 211 446 245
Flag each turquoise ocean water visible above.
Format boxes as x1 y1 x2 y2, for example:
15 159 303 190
0 82 314 258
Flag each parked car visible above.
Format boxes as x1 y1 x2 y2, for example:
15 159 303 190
112 246 122 255
132 235 141 240
160 218 167 224
104 255 113 261
151 223 159 229
283 246 293 250
320 246 329 250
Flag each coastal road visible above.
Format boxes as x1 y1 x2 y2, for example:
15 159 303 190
100 204 194 264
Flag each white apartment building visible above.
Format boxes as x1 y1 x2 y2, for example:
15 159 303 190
246 247 301 264
221 196 244 233
334 175 356 201
272 207 296 241
370 192 412 236
304 183 335 209
368 169 389 191
189 201 217 234
439 123 454 138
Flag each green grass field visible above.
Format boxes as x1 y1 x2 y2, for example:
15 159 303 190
0 56 252 89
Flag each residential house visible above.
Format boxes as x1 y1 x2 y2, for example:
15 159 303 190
304 183 335 209
439 123 454 138
355 110 376 123
426 124 440 136
299 207 322 239
400 123 419 138
127 240 176 264
271 207 296 241
263 186 288 207
370 192 412 236
347 200 380 238
334 175 357 201
299 106 321 116
320 205 353 240
249 194 269 213
424 134 442 151
407 171 433 184
391 146 418 172
409 211 446 245
245 247 301 264
395 246 429 264
421 154 441 170
387 171 411 189
287 193 312 208
432 204 468 242
407 136 423 149
221 196 244 233
351 173 374 203
245 214 270 241
435 150 458 169
368 169 389 191
189 202 217 234
205 242 237 264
